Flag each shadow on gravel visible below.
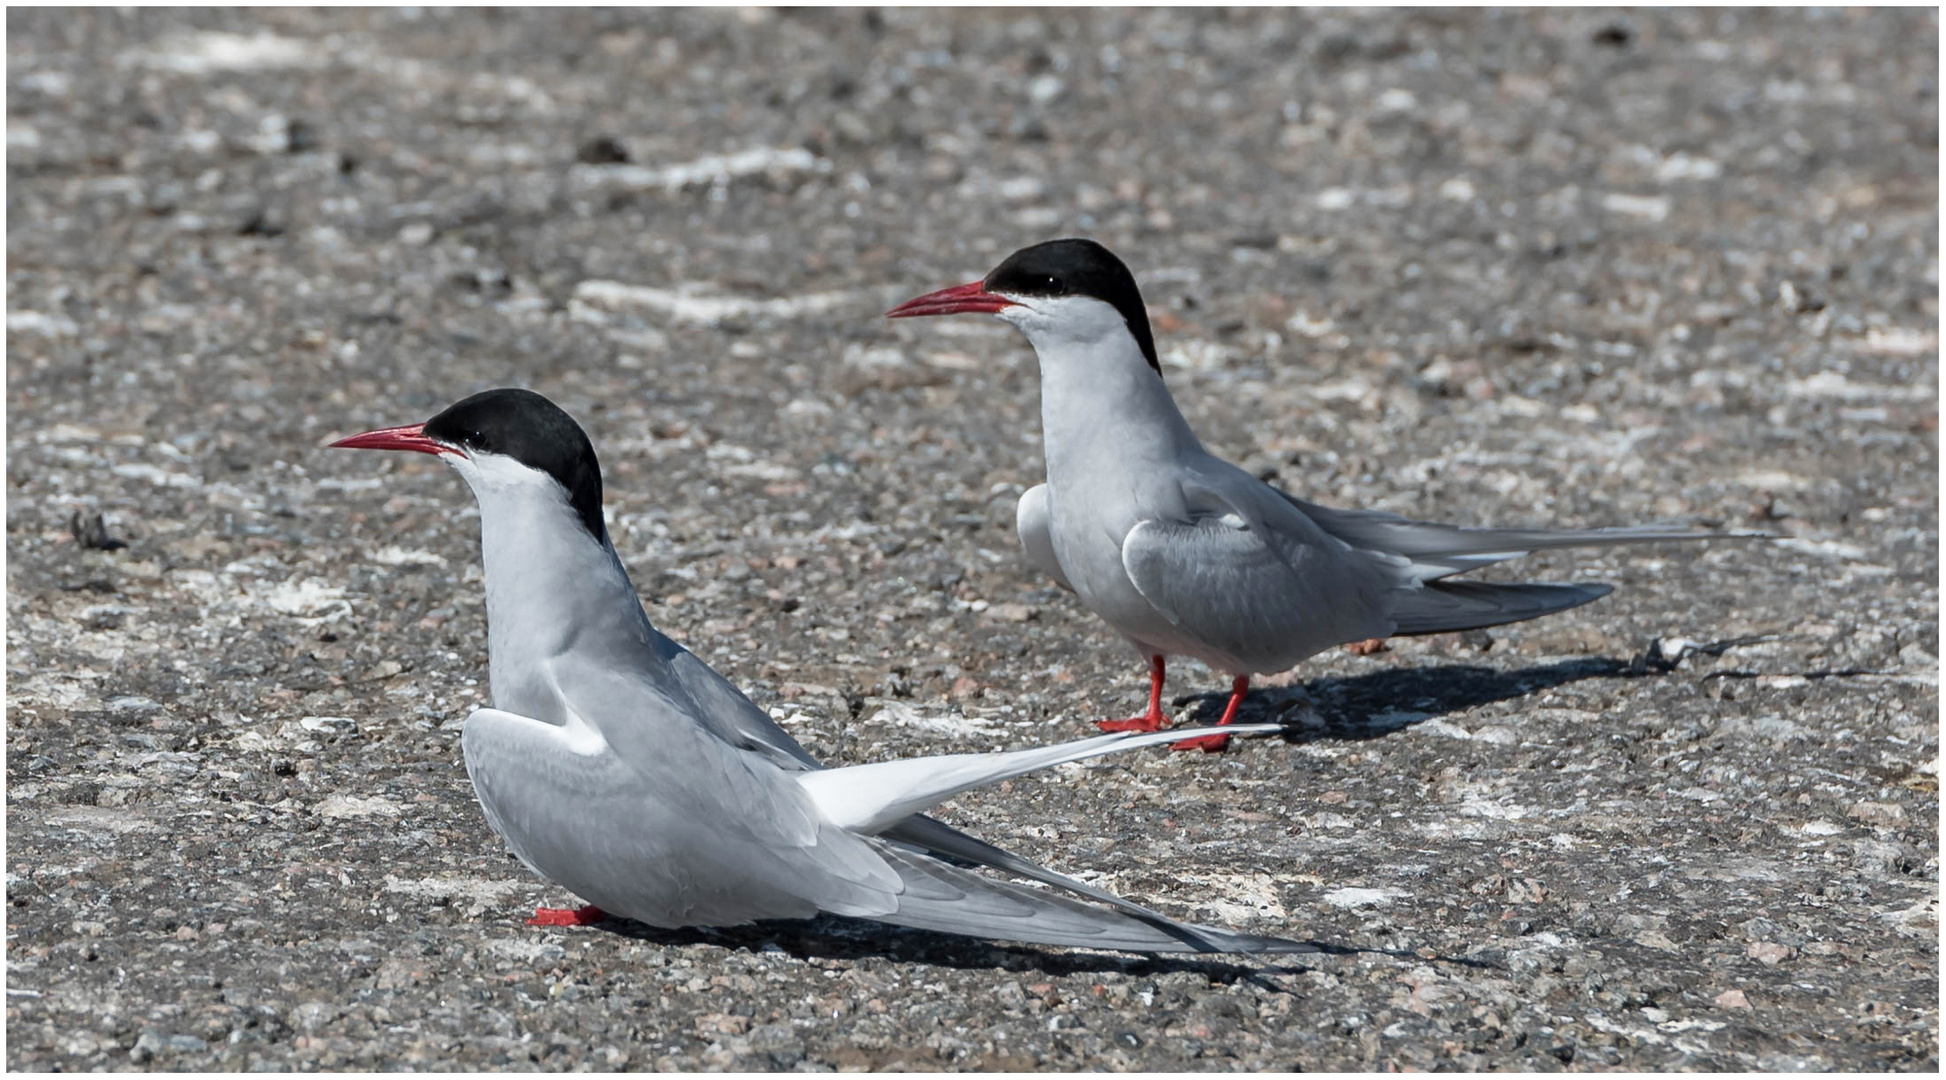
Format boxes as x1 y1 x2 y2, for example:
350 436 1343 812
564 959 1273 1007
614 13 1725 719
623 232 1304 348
1174 656 1641 741
588 914 1396 982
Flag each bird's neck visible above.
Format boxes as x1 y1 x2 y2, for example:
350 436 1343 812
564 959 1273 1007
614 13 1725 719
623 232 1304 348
474 494 655 719
1032 331 1205 485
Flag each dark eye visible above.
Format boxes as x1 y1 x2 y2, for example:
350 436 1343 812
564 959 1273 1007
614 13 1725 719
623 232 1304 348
1042 275 1066 295
466 429 486 447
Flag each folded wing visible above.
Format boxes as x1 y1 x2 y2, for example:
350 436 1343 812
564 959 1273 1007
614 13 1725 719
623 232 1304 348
1119 472 1401 668
870 841 1316 954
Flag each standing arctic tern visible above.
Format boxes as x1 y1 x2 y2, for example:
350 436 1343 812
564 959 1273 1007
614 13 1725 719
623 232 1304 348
330 387 1305 953
889 239 1759 752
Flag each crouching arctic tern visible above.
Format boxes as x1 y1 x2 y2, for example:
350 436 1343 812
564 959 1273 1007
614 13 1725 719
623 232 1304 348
330 387 1306 953
890 239 1762 752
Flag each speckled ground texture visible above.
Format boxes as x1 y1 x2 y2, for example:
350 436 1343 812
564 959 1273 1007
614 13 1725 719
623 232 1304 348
6 6 1938 1072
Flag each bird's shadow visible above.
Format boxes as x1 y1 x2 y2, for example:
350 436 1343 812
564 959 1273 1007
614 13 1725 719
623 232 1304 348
1182 655 1643 741
587 913 1477 986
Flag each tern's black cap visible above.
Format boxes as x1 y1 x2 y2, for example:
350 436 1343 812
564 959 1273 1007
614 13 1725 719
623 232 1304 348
424 388 606 542
984 238 1159 372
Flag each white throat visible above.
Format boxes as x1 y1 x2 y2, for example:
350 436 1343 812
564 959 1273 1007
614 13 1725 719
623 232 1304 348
445 453 652 721
998 296 1205 484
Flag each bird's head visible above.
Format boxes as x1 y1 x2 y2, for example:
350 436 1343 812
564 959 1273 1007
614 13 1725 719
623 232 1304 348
887 238 1160 374
329 387 606 545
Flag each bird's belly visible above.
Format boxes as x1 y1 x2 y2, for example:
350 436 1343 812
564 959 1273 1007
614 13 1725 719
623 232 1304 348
1049 513 1218 661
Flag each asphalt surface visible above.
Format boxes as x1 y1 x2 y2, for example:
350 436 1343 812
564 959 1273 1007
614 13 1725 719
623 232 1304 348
6 6 1938 1071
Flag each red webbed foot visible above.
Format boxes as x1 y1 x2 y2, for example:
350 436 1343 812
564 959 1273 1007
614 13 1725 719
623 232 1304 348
1096 712 1167 734
526 905 604 927
1169 732 1233 753
1170 674 1251 753
1098 655 1170 733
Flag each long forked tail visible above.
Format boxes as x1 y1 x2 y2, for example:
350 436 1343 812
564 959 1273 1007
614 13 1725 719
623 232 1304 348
1289 493 1771 580
1390 579 1615 636
797 723 1284 835
870 841 1316 954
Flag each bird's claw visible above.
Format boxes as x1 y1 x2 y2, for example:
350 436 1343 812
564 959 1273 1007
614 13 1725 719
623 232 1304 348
526 905 604 927
1096 714 1167 734
1169 733 1232 753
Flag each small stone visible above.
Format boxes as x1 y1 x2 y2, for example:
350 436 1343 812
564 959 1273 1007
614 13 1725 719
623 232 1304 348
1747 941 1792 965
986 602 1037 623
1026 74 1064 104
1847 801 1908 828
1715 988 1752 1010
285 118 319 153
130 1030 163 1063
577 135 630 164
291 1000 338 1032
1634 930 1680 952
237 207 286 237
69 509 126 551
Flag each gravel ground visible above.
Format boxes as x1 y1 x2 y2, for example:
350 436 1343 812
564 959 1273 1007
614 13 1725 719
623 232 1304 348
6 7 1938 1071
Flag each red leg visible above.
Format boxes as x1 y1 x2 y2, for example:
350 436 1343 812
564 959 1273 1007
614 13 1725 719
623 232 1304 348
1172 675 1250 753
1096 655 1168 733
526 904 604 927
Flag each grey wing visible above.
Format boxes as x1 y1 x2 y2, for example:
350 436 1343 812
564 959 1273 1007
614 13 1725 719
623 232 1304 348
648 628 1267 933
1390 579 1613 636
869 841 1314 954
660 636 822 771
462 706 901 927
1120 476 1399 670
1015 483 1074 591
1282 490 1762 581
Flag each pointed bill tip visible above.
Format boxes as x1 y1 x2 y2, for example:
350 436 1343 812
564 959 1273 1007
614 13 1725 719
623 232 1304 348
885 279 1017 319
327 422 449 455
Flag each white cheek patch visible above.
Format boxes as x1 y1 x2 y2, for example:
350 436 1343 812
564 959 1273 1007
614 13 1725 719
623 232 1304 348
447 453 576 521
1005 295 1132 346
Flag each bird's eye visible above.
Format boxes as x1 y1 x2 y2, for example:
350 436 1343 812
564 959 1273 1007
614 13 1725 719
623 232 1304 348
466 430 486 447
1042 275 1066 295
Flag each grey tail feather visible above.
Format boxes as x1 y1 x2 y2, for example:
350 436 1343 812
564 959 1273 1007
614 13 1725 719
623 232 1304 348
1286 492 1772 579
1390 580 1614 637
870 842 1315 955
882 815 1255 952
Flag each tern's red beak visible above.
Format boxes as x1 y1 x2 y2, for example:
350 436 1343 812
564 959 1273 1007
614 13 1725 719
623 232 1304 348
327 422 450 455
885 279 1018 318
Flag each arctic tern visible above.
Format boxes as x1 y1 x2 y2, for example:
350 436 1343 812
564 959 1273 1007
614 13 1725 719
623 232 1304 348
889 238 1759 752
330 387 1306 953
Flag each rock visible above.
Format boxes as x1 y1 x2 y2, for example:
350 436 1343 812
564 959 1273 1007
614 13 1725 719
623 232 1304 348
1747 942 1793 965
984 602 1037 623
1848 801 1909 829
